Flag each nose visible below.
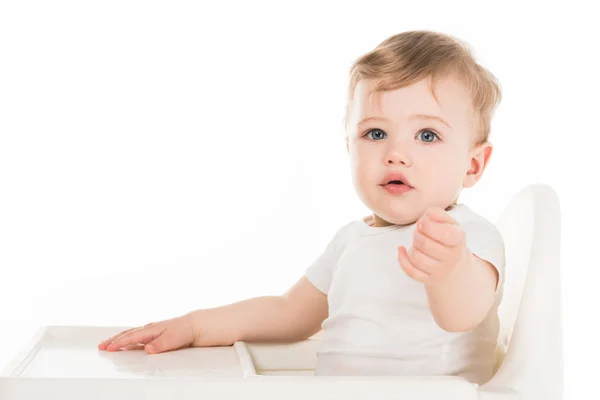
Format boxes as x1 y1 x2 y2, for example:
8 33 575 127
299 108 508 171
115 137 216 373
385 146 411 166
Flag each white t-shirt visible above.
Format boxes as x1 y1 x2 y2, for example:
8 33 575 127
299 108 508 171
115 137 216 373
305 204 505 385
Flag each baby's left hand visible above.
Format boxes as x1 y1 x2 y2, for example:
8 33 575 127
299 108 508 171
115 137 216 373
397 207 470 287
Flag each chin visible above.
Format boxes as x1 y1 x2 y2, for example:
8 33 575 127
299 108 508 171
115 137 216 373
374 201 422 226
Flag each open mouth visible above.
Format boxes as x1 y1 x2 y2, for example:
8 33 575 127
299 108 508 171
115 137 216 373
384 180 411 188
380 172 412 193
381 178 412 194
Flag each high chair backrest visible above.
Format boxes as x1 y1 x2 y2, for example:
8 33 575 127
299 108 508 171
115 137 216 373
480 184 563 399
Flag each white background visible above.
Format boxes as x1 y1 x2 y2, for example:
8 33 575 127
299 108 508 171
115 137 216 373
0 0 597 397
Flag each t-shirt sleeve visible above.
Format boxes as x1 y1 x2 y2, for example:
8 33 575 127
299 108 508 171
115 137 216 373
461 217 506 292
305 223 352 294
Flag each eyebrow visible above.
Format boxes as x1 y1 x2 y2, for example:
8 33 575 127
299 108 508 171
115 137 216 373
358 114 452 129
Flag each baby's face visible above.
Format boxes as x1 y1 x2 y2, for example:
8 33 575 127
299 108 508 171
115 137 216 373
346 76 486 226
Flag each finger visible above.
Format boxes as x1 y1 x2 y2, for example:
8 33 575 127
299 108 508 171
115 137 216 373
122 344 146 351
412 230 449 262
398 246 429 283
418 216 464 247
106 326 163 352
407 245 439 274
145 328 189 354
105 325 162 351
101 327 145 350
98 327 138 350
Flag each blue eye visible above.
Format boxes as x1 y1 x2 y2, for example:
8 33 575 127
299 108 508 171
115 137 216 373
417 129 439 143
366 129 387 140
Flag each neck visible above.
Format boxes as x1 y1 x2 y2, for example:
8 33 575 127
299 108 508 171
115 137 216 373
371 214 394 227
371 202 458 228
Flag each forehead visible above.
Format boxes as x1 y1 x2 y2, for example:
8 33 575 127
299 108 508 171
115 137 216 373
351 77 474 130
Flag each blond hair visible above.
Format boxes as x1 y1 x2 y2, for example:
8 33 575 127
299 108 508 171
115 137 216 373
345 30 502 144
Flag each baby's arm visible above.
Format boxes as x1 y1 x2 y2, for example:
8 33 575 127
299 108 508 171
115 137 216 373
99 277 327 353
196 276 328 345
423 254 497 332
397 207 499 332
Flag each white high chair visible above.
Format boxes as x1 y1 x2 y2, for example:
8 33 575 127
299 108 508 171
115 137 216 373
0 184 562 400
480 183 563 399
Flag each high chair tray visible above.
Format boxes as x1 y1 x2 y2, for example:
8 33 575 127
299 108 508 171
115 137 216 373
0 325 484 400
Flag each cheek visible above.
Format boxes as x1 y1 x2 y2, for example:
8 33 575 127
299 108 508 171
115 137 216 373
348 144 360 176
418 152 466 190
349 143 382 199
350 143 377 174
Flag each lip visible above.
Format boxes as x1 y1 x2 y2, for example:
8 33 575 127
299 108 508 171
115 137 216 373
382 183 412 195
380 171 412 188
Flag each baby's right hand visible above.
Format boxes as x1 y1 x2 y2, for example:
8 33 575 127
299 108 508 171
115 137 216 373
97 314 197 354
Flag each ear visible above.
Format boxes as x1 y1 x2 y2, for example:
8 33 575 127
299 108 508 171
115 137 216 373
345 136 349 153
463 141 493 188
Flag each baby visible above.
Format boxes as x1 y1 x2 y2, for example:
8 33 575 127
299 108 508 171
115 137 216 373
98 30 505 385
